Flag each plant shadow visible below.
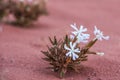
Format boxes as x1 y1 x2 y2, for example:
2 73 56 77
63 65 96 79
5 21 50 30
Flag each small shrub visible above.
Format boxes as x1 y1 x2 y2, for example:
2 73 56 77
42 23 109 78
0 0 48 26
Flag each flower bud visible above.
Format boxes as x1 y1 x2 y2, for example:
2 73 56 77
96 52 104 56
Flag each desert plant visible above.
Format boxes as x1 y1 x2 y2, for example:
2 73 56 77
0 0 47 26
42 23 109 78
10 0 47 26
0 0 9 21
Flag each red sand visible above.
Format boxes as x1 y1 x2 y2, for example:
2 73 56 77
0 0 120 80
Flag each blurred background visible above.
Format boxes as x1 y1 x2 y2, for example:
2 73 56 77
0 0 120 80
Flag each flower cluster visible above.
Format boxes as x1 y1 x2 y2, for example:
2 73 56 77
64 23 109 60
42 23 109 78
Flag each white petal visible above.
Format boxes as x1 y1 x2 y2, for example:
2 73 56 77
69 52 72 57
76 34 90 43
82 33 90 39
72 42 76 49
74 48 80 53
70 23 78 31
94 26 98 32
77 37 83 43
74 54 79 58
66 52 71 57
94 26 97 31
64 44 70 50
69 42 73 49
72 31 78 35
83 28 87 32
81 26 87 32
94 26 99 35
80 25 83 31
72 56 76 60
80 25 87 32
97 36 102 41
103 36 110 40
72 53 79 60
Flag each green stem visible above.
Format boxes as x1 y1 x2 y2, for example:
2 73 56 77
60 71 64 78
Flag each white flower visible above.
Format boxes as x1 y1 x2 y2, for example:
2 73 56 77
77 33 90 43
96 52 104 56
64 42 80 60
70 23 90 43
94 26 109 41
71 23 87 35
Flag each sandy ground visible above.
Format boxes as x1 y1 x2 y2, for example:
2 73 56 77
0 0 120 80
